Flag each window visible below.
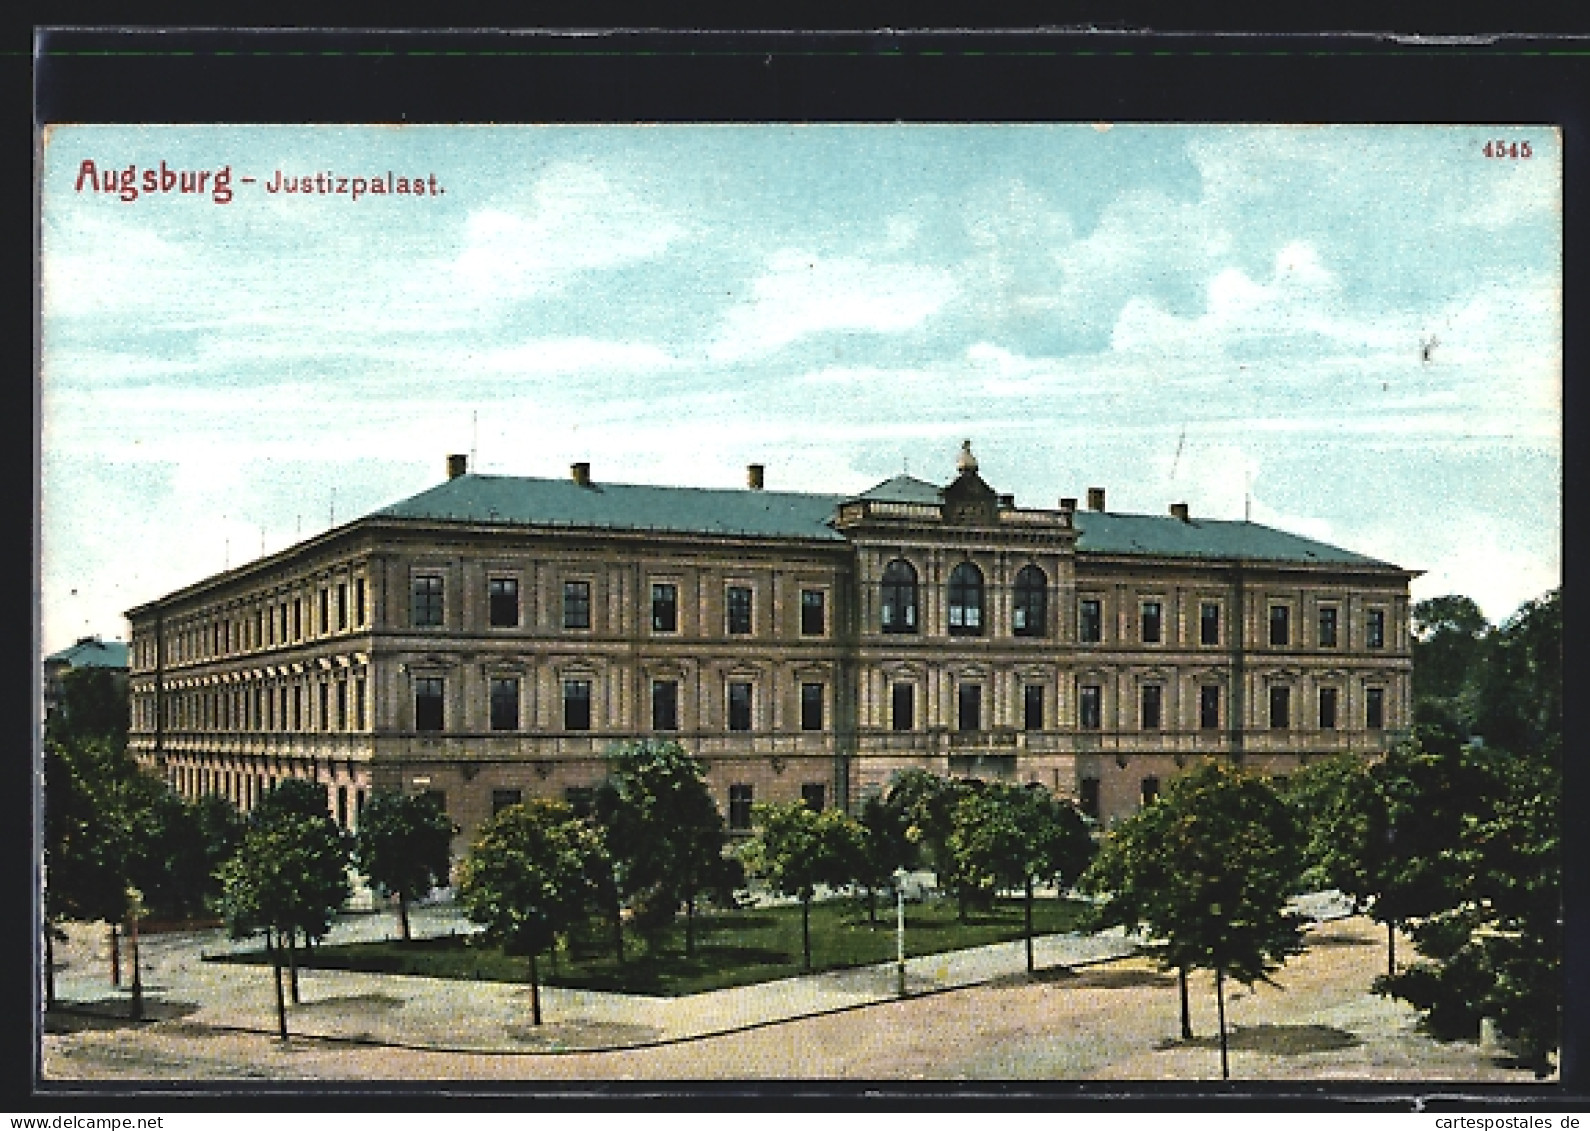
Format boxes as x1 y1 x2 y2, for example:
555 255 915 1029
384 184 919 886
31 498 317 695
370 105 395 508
492 788 523 815
1013 565 1048 637
1140 601 1162 644
801 782 826 811
958 683 983 732
563 580 591 630
801 589 825 636
411 575 443 628
354 578 366 626
1140 777 1160 806
1079 777 1101 820
947 562 985 635
1318 606 1339 648
1200 685 1220 730
1079 598 1102 643
415 677 443 732
489 577 519 628
490 677 519 732
1270 605 1290 647
880 559 919 634
726 586 753 635
651 583 678 632
563 679 591 731
1319 687 1339 730
336 681 348 730
1269 685 1291 729
337 582 348 630
354 678 366 730
563 787 595 819
652 679 679 731
1024 684 1045 731
1141 684 1162 730
318 683 330 731
801 683 824 731
1366 687 1385 730
293 597 303 639
891 683 915 732
1201 602 1220 646
728 682 752 732
1367 609 1386 649
728 784 754 830
318 589 329 634
1080 684 1103 730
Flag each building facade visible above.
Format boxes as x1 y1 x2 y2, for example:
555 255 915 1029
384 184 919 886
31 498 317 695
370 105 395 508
125 444 1416 850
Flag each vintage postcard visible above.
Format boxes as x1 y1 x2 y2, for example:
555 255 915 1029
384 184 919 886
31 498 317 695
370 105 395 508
37 116 1562 1093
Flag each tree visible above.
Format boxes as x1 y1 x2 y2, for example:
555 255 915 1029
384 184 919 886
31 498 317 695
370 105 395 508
947 783 1095 972
456 799 606 1026
885 769 978 918
854 792 911 924
46 666 129 750
1081 762 1306 1078
740 802 861 971
354 790 457 942
1411 594 1489 708
594 740 728 959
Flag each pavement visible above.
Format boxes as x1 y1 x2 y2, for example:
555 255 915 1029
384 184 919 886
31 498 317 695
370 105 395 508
45 890 1356 1055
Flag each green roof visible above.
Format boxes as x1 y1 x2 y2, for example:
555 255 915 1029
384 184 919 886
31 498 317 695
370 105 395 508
46 637 129 669
369 474 1399 569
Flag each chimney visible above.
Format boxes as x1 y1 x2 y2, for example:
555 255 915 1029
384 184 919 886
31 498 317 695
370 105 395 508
1170 502 1190 522
747 463 765 490
1059 497 1077 513
446 453 467 480
1087 487 1106 512
571 462 591 487
997 493 1014 508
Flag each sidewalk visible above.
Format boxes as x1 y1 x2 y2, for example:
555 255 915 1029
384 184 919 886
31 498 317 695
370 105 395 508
47 892 1354 1055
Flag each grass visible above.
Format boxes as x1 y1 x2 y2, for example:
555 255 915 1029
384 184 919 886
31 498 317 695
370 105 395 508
209 895 1095 997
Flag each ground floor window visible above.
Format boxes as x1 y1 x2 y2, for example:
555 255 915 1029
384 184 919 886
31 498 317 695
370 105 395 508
728 783 754 829
801 782 825 811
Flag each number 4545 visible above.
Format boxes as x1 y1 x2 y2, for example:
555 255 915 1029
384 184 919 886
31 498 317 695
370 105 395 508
1484 140 1533 159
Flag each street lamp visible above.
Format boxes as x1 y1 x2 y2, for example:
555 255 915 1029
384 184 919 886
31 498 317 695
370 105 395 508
893 867 908 998
126 886 145 1022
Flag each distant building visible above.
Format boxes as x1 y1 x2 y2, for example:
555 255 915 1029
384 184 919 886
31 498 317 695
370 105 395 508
44 636 130 727
125 444 1416 850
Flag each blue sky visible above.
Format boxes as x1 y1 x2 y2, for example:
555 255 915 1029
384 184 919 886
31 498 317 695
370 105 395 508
40 125 1560 654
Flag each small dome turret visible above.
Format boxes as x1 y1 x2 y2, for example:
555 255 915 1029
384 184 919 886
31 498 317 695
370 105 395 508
956 439 978 475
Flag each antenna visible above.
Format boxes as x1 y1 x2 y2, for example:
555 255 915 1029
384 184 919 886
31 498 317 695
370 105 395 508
224 536 230 570
329 487 336 527
1170 424 1186 481
471 409 479 468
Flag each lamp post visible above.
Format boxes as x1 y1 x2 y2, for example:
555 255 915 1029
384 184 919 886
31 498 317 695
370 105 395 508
893 867 908 998
126 886 145 1022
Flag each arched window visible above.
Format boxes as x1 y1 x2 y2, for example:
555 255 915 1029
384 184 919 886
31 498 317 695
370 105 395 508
948 561 985 636
880 559 919 634
1013 564 1048 637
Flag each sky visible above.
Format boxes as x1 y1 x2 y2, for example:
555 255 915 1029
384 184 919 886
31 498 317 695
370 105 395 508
38 125 1561 655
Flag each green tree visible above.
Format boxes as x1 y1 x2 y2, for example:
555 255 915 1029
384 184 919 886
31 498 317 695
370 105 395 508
740 802 861 971
456 799 607 1026
1411 594 1490 709
593 740 729 959
354 790 457 941
854 792 911 923
1081 762 1306 1078
948 783 1095 972
885 769 979 918
46 666 129 750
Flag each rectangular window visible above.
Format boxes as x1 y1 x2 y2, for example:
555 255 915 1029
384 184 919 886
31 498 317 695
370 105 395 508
1079 777 1101 820
1024 684 1045 731
415 677 443 732
801 683 824 731
563 580 591 630
355 578 366 626
563 679 592 731
564 787 595 819
1318 606 1339 648
337 583 348 630
318 683 329 731
727 586 753 635
1080 684 1103 730
1200 685 1220 730
490 677 519 732
891 683 915 732
489 577 519 628
1367 609 1386 649
491 788 522 815
651 583 678 632
801 589 825 636
958 683 983 733
1200 602 1220 646
411 576 443 628
1141 684 1162 730
294 598 303 640
1367 687 1385 730
1269 685 1291 730
1270 604 1290 647
728 784 754 830
1140 601 1162 644
1319 687 1339 730
319 589 329 635
1079 598 1102 643
652 679 679 731
1140 777 1160 806
728 682 753 732
336 681 347 730
355 678 366 730
801 782 826 811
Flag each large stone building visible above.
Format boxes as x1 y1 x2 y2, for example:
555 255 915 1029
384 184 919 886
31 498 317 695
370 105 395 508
125 443 1416 849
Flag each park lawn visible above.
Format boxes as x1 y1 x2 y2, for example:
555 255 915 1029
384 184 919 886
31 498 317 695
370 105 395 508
208 895 1095 996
